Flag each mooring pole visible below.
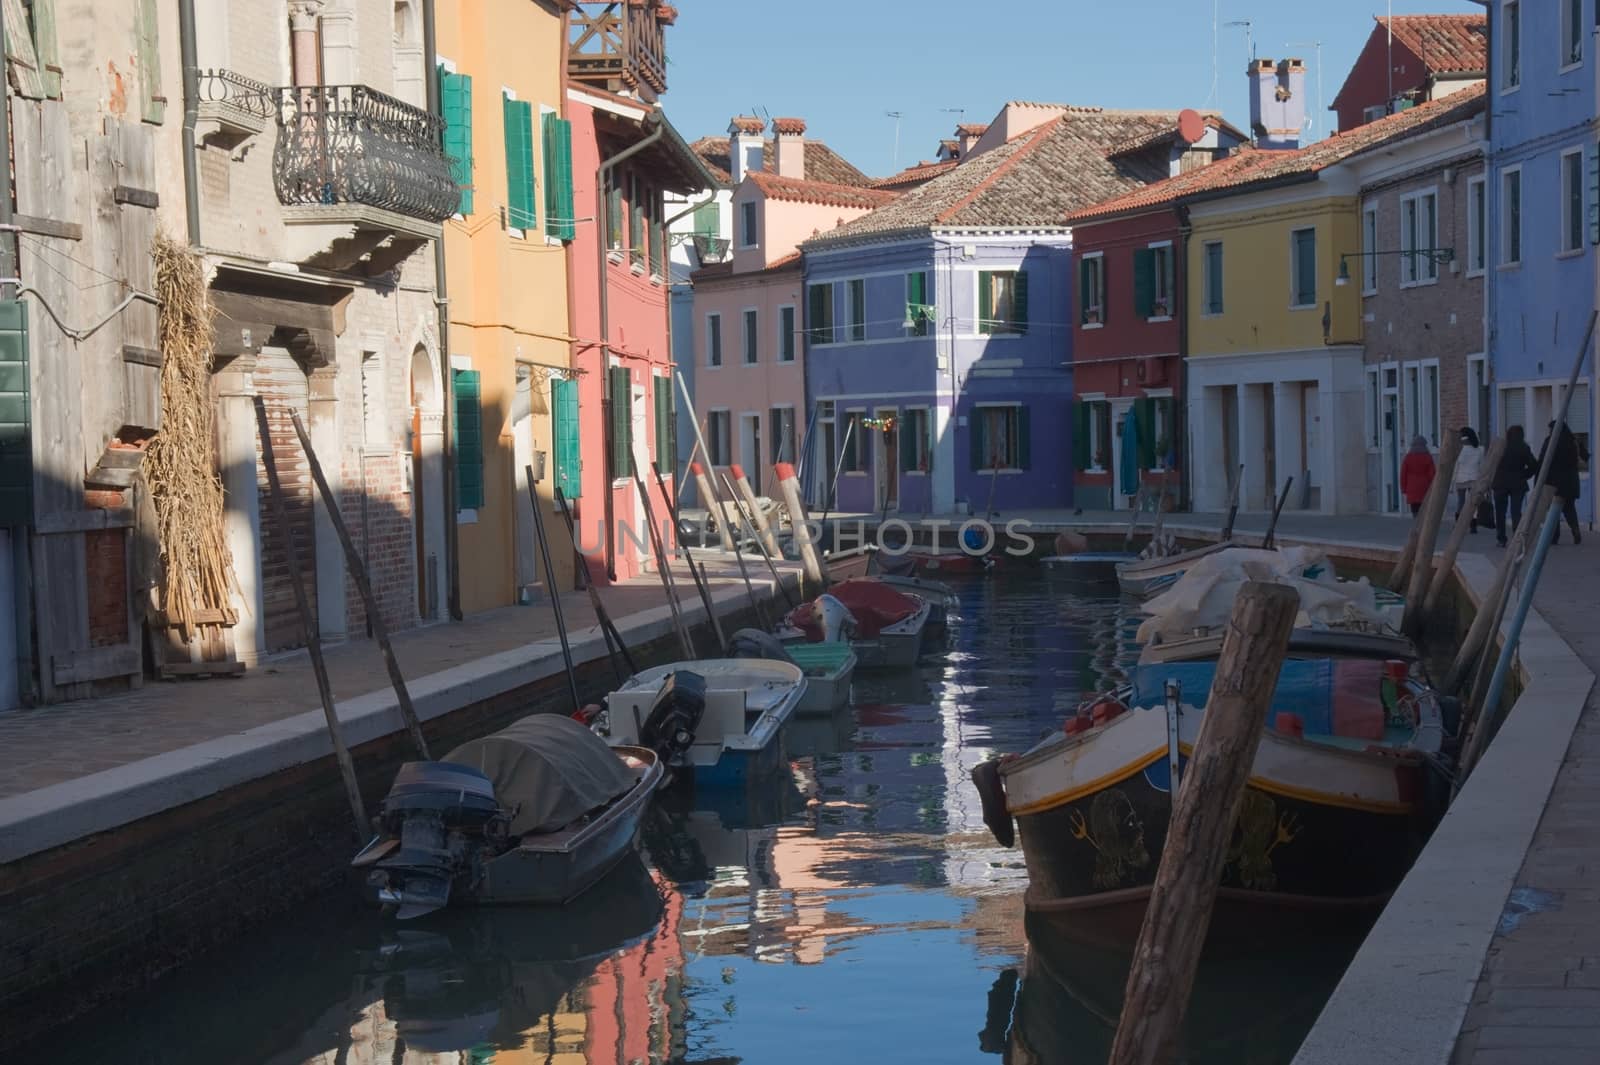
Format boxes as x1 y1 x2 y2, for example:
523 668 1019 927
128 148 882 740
1220 464 1244 542
632 454 696 659
1402 432 1463 634
655 460 727 655
254 399 367 841
718 471 771 630
1108 582 1299 1065
1261 476 1294 551
1425 436 1506 613
726 469 798 610
526 466 583 715
554 487 635 680
288 411 430 761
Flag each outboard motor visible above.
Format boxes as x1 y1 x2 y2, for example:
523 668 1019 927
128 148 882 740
727 628 798 664
639 670 707 763
813 594 857 643
355 761 505 919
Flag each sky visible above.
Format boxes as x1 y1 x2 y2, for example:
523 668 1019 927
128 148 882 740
657 0 1484 179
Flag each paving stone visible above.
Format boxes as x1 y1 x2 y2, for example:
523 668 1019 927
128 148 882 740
1472 1026 1600 1050
1480 988 1600 1009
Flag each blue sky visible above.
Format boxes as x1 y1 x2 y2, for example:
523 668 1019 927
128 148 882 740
659 0 1483 179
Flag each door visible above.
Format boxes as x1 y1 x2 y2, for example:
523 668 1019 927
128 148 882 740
411 388 427 616
739 413 763 495
1382 393 1402 513
1109 398 1133 510
254 349 317 652
818 418 837 507
876 406 898 510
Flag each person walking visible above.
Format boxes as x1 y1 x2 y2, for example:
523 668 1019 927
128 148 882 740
1493 424 1538 547
1453 427 1484 532
1538 420 1590 545
1400 435 1436 516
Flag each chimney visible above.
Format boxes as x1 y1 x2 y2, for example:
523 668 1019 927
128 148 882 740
1249 58 1305 151
773 117 807 179
957 124 985 156
728 115 766 183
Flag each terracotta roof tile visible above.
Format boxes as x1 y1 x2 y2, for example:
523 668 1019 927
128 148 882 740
690 250 802 285
772 117 807 135
1067 84 1486 224
690 136 875 188
729 115 765 134
1105 113 1243 158
1381 14 1488 76
955 123 989 136
747 170 900 210
871 160 960 189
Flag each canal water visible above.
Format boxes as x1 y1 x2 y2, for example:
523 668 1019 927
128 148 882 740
45 569 1368 1064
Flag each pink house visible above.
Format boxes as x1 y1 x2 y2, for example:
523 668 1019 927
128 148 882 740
690 117 892 496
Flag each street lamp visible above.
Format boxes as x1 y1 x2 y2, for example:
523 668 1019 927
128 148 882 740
1335 247 1455 286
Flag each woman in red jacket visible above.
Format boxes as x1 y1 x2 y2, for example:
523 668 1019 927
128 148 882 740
1400 435 1436 516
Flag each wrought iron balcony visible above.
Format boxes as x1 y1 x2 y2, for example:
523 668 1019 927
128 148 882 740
568 1 672 101
272 84 459 224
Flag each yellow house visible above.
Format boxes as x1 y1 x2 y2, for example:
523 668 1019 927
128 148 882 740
435 0 578 613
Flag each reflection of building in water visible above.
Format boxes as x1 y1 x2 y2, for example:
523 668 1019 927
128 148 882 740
580 882 687 1065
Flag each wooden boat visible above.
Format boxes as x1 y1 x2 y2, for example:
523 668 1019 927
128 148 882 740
870 574 958 630
783 641 858 715
600 659 805 787
973 657 1449 934
1114 541 1238 599
353 715 663 918
1041 551 1136 589
824 545 875 582
903 549 991 575
777 578 931 669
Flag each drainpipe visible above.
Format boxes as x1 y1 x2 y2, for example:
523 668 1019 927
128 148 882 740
597 118 666 581
422 0 461 620
178 0 202 245
1175 204 1193 512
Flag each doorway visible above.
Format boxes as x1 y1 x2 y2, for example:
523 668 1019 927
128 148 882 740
875 406 898 511
1110 398 1133 511
739 413 762 495
1380 365 1401 514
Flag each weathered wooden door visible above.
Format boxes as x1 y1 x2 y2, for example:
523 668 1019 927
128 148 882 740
253 350 317 652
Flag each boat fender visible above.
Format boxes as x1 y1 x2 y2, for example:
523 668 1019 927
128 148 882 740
971 759 1015 847
1089 697 1127 725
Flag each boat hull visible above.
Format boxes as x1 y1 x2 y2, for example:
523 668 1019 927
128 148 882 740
796 666 852 715
1114 542 1235 599
852 598 930 670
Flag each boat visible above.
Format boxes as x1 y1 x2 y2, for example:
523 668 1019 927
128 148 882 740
777 578 931 669
1140 626 1419 666
973 655 1450 936
597 659 805 787
726 626 856 715
353 714 664 918
1114 540 1238 599
870 574 958 630
1041 551 1135 590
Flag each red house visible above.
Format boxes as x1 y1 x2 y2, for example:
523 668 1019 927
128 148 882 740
1330 15 1486 134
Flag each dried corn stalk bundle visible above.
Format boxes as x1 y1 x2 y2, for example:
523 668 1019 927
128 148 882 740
145 233 237 638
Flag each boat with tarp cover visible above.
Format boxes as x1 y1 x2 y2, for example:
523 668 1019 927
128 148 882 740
777 577 931 669
353 715 662 918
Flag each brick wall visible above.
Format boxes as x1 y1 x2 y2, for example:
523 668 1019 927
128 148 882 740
84 489 129 647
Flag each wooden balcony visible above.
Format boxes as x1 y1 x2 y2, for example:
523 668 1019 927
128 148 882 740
568 1 674 102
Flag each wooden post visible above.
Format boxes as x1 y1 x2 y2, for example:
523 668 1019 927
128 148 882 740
1424 436 1506 614
1401 433 1463 633
288 412 430 760
726 466 798 610
654 460 727 655
1108 581 1300 1065
730 463 781 558
718 471 771 630
631 453 696 660
1445 485 1554 695
253 398 368 842
1220 464 1244 541
775 461 823 589
554 487 635 681
1122 483 1147 552
526 467 583 715
692 461 735 551
1389 523 1422 590
1261 476 1294 551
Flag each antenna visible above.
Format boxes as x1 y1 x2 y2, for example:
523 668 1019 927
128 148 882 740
1287 40 1324 140
886 111 905 169
1207 0 1220 108
1226 18 1254 64
1386 0 1394 110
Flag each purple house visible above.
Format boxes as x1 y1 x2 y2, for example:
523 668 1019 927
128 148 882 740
801 102 1231 516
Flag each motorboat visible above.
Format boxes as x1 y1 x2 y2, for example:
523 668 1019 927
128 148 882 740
353 714 664 918
776 578 931 670
1140 626 1419 667
869 574 958 630
597 659 805 787
1114 541 1239 599
727 626 857 716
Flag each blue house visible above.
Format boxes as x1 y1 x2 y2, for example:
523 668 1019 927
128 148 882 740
799 102 1234 518
1487 0 1597 520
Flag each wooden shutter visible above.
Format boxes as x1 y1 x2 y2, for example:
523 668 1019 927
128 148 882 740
1079 259 1091 324
440 68 473 214
31 0 59 99
542 111 561 237
608 367 631 479
900 412 917 472
978 272 993 334
654 376 672 469
453 370 484 510
1072 401 1091 470
503 96 535 229
970 410 985 469
136 0 164 122
808 284 830 343
556 119 575 240
1295 231 1317 305
1017 406 1032 470
554 377 581 499
1133 248 1155 318
1134 397 1156 469
1012 271 1029 335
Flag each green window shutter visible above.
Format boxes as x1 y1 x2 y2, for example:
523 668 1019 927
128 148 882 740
1072 401 1090 470
453 370 484 511
32 0 60 99
1134 398 1156 469
1079 260 1091 324
654 376 672 468
542 111 560 237
440 69 473 215
136 0 164 122
978 271 994 334
609 367 632 479
1133 248 1155 318
556 119 576 240
503 96 535 230
1016 406 1032 470
1012 270 1029 335
0 301 32 524
1294 230 1317 305
554 377 581 499
808 284 831 343
900 411 916 472
969 411 985 470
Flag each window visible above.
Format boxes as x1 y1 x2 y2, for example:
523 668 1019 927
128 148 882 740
1202 242 1223 315
361 352 388 448
807 283 835 344
707 410 732 466
1501 168 1523 266
1502 0 1520 90
739 201 757 248
438 67 474 214
1562 149 1585 254
453 368 484 511
1134 243 1175 318
553 376 581 499
1467 176 1487 275
742 308 759 365
841 410 865 473
1467 355 1490 441
1146 396 1176 469
705 313 722 367
847 279 866 341
502 93 536 231
1563 0 1584 68
644 183 663 277
608 366 633 480
900 407 931 473
1423 362 1440 447
905 271 931 336
979 270 1028 335
770 406 797 466
1290 227 1317 307
653 376 673 468
1365 367 1381 450
606 182 623 251
1400 190 1439 285
541 111 574 239
778 306 796 362
1361 206 1379 292
628 173 645 269
1074 399 1112 471
1079 253 1105 325
971 404 1029 471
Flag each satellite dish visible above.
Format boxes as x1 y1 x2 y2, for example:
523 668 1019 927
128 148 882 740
1177 109 1206 145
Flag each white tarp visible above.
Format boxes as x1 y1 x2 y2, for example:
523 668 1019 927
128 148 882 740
1135 546 1402 645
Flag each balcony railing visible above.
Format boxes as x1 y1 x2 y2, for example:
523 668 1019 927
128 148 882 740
198 69 276 120
568 1 671 100
272 84 459 223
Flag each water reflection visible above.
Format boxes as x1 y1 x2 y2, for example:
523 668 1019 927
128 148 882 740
35 573 1361 1065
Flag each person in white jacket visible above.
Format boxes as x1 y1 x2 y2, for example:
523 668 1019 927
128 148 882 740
1454 427 1484 532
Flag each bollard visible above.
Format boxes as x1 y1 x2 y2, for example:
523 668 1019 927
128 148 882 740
692 461 735 551
776 461 824 589
730 463 781 558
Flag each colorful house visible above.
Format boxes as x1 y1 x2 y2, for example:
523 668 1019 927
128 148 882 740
689 117 892 497
565 1 719 582
1331 14 1487 133
435 0 576 613
800 101 1233 517
1485 0 1596 521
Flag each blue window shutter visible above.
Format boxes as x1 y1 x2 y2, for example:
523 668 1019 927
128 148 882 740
1133 248 1155 318
453 370 484 511
1072 402 1090 470
554 377 581 499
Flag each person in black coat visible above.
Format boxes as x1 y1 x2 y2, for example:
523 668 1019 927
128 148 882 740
1493 425 1538 547
1538 421 1590 545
